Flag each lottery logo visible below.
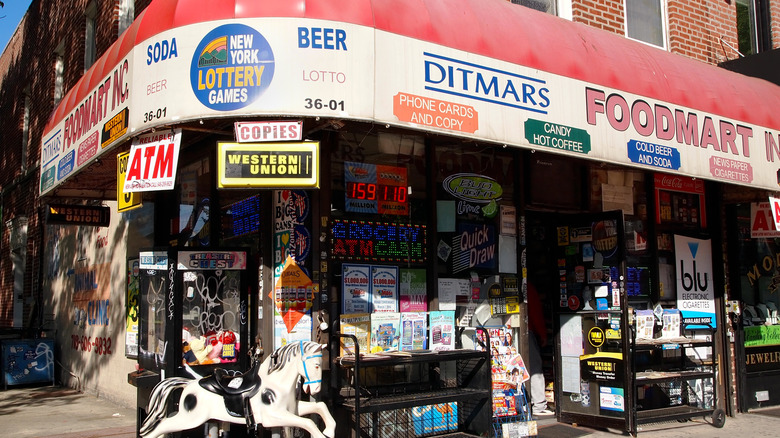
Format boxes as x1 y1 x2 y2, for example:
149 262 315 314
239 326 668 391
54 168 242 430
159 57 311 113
190 24 275 111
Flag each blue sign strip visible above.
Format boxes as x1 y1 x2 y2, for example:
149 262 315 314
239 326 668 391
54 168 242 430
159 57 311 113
626 140 681 170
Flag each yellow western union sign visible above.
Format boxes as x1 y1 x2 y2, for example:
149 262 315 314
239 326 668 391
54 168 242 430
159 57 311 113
217 142 319 188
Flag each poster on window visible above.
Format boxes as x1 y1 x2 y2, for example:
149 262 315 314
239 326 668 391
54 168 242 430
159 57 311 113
400 268 427 312
674 235 716 328
429 311 455 351
342 264 372 314
400 312 428 351
371 265 399 312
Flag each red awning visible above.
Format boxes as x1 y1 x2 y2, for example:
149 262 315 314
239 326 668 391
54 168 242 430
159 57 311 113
44 0 780 134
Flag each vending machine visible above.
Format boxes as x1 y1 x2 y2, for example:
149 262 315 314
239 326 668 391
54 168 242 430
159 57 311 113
130 248 253 437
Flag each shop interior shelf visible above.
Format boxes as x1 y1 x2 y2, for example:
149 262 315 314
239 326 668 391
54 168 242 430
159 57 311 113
634 369 714 384
340 387 490 412
636 404 713 424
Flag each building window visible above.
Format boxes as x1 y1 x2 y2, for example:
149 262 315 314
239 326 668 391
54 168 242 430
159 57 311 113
511 0 558 15
22 91 30 172
85 2 97 70
118 0 135 36
735 0 771 55
54 42 65 106
625 0 667 49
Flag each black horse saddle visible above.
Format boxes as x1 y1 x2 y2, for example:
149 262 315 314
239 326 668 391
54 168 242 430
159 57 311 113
199 364 262 420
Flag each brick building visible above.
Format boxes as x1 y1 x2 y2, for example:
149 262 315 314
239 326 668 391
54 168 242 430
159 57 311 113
1 0 779 432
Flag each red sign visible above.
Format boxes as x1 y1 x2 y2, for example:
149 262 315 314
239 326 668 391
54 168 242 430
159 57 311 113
234 120 302 142
123 129 181 192
393 92 478 133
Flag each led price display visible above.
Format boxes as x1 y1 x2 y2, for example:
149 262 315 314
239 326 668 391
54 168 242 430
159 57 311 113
222 195 261 239
331 219 426 263
344 162 408 215
346 182 408 203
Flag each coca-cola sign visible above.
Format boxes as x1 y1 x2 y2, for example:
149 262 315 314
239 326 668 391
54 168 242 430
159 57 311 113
654 174 704 193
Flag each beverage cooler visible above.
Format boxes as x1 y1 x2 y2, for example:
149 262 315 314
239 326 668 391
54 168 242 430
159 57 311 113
128 248 253 438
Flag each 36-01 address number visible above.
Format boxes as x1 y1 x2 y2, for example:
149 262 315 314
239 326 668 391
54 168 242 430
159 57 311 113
143 107 167 123
304 98 344 111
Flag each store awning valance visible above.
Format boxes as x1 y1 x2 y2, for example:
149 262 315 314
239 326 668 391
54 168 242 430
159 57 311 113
40 0 780 195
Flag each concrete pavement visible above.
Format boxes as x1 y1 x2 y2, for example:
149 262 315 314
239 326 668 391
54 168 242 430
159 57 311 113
3 384 780 437
0 385 136 438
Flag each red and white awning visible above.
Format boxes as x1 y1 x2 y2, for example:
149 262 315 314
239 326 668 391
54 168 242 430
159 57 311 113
40 0 780 194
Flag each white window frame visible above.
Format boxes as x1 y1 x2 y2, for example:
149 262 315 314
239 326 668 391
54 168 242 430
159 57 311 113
624 0 669 50
54 41 65 106
735 0 758 56
118 0 135 36
558 0 573 21
22 91 30 172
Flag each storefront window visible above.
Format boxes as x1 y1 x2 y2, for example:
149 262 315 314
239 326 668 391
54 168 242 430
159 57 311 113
181 266 243 364
330 128 427 221
219 192 261 248
729 202 780 324
177 157 211 246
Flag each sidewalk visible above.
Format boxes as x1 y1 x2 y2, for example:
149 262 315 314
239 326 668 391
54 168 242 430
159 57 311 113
536 406 780 438
4 384 780 437
0 385 136 438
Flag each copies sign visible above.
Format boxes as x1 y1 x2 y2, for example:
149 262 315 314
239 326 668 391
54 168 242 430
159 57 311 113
123 129 182 192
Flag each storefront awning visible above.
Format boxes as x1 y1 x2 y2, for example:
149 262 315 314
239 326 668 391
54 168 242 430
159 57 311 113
40 0 780 196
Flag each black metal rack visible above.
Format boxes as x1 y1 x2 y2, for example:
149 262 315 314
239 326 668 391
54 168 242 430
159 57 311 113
332 332 492 438
630 323 726 434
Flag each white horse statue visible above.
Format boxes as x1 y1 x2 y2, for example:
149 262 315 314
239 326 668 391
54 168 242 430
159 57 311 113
140 341 336 438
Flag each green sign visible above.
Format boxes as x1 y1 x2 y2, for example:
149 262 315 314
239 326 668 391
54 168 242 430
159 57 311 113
524 119 591 154
745 324 780 347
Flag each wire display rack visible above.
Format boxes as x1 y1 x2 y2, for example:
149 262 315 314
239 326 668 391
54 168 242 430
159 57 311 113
491 382 534 438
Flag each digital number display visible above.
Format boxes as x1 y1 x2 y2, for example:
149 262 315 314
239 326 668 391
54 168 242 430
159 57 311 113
344 162 409 216
346 182 407 203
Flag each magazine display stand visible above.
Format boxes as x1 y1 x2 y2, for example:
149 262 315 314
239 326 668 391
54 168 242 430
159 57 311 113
332 329 491 438
630 321 726 433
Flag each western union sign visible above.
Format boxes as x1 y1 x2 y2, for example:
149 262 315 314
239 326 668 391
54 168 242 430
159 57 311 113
217 142 319 188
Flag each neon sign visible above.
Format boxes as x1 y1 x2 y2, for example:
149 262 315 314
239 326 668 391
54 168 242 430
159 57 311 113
331 219 426 263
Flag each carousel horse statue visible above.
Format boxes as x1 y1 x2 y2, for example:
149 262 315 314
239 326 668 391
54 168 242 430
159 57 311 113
140 341 336 438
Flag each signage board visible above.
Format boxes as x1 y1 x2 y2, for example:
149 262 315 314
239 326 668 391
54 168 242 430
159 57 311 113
123 129 182 192
39 16 780 196
331 219 427 264
46 204 110 227
235 120 302 142
117 151 142 212
675 235 716 328
217 142 319 188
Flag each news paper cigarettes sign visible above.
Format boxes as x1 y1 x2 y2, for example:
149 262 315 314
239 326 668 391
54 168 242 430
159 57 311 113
123 129 182 192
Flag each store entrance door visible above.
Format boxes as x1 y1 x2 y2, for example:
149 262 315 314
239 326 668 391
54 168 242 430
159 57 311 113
528 210 632 432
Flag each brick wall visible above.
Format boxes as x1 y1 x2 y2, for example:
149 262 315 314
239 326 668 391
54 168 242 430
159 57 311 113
573 0 625 35
571 0 742 66
0 0 146 329
772 1 780 48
